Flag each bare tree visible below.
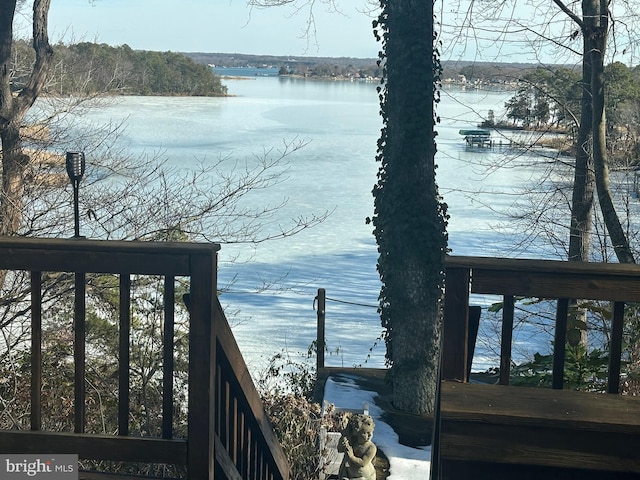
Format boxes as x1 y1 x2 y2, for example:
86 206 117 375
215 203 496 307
567 19 595 264
0 0 53 237
443 0 636 264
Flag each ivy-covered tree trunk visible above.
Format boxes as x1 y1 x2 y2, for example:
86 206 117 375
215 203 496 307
371 0 448 415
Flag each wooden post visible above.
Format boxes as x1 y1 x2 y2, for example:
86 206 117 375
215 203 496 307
187 250 217 480
442 267 470 382
316 288 326 371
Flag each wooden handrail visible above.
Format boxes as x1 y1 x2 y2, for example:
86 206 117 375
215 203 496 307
0 236 288 480
443 255 640 390
211 299 290 479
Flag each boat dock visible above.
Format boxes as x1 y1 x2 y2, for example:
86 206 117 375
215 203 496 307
459 129 492 147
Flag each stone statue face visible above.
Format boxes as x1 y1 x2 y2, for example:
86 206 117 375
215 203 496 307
348 414 375 445
354 428 372 445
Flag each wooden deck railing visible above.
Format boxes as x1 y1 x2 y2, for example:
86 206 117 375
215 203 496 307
442 255 640 388
0 236 289 480
433 255 640 479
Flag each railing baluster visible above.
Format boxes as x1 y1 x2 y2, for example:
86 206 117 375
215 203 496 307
238 412 244 475
74 272 86 433
216 363 222 435
224 380 231 449
240 412 248 478
608 301 625 394
552 298 569 390
499 295 515 386
118 274 131 436
263 453 268 480
231 395 239 464
253 436 259 480
246 428 253 479
30 271 42 431
162 275 175 439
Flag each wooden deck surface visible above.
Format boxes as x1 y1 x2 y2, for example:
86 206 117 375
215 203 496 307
438 382 640 478
442 382 640 430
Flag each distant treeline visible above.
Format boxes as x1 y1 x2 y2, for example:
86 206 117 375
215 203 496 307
11 41 228 96
183 51 573 83
185 51 384 79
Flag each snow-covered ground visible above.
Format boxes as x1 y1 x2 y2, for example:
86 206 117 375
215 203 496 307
323 374 432 479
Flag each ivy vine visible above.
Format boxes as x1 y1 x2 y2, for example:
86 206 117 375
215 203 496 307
369 0 448 365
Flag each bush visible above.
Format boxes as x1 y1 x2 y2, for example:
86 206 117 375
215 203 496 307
258 348 340 480
510 345 610 391
261 393 324 479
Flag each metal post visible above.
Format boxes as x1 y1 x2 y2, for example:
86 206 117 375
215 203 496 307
316 288 326 371
72 180 80 238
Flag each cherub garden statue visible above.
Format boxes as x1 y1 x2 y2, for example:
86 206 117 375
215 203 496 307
337 413 377 480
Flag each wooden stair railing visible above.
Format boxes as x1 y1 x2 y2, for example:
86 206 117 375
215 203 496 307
0 236 289 480
184 295 290 480
432 256 640 479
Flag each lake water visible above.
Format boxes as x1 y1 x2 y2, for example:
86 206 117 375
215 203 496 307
63 74 589 374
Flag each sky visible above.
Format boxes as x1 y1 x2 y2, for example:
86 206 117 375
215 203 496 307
16 1 631 65
39 0 381 59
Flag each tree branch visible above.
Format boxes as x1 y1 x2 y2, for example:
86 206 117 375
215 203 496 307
0 0 18 125
17 0 54 114
551 0 584 29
